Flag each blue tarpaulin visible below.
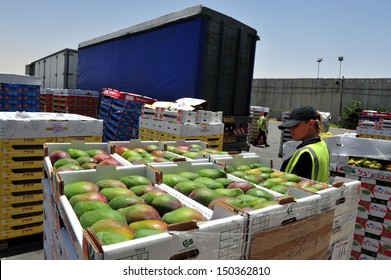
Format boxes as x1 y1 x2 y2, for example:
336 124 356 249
77 17 206 101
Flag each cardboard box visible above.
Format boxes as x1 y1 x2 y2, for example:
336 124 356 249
0 112 103 139
247 209 335 259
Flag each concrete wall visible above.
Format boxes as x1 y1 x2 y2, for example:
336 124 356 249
251 78 391 123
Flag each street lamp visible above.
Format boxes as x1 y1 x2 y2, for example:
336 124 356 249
317 58 323 79
338 56 344 79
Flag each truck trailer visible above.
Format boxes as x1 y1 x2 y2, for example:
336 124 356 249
77 5 259 151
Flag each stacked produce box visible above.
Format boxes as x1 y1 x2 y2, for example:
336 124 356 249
51 89 99 118
0 112 102 247
248 106 270 144
98 88 156 142
325 135 391 259
356 110 391 141
139 100 224 150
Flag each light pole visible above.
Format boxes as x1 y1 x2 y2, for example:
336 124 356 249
317 58 322 79
338 56 344 79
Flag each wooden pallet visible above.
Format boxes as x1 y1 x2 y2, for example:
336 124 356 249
0 232 43 258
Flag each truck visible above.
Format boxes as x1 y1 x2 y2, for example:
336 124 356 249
77 5 259 151
25 48 78 89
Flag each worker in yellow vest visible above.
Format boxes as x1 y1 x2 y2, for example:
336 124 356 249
252 111 269 147
278 105 330 183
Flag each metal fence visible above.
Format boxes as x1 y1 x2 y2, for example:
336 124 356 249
251 78 391 123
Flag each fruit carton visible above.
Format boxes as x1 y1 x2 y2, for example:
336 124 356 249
0 191 43 207
0 221 43 240
0 202 43 219
350 250 376 260
0 180 43 195
56 165 246 259
353 233 391 259
355 217 391 243
357 199 391 225
360 181 391 202
0 212 43 228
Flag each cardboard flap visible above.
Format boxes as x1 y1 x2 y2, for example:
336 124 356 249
167 220 199 232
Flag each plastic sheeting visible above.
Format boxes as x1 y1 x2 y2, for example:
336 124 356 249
77 17 206 101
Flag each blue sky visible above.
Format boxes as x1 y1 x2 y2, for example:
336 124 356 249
1 0 390 78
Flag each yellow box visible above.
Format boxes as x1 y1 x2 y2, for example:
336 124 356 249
0 157 43 170
179 135 201 141
168 134 181 141
0 203 43 219
1 213 43 228
139 134 148 140
158 132 169 141
0 169 43 181
0 181 43 195
0 222 43 240
147 130 158 138
56 136 103 142
139 127 148 135
2 146 44 157
207 143 223 151
0 137 56 146
1 192 43 207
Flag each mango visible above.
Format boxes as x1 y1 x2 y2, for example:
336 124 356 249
173 181 207 196
214 177 235 187
242 174 264 184
270 184 289 195
108 195 145 210
57 164 83 172
66 148 89 159
117 204 161 224
188 188 222 207
236 195 267 207
249 163 263 169
96 179 127 190
81 163 98 169
53 158 80 169
76 156 96 165
229 171 246 178
236 165 251 171
280 173 301 183
214 188 244 197
96 231 131 245
69 192 108 208
225 165 235 173
194 177 224 190
64 181 99 199
129 185 157 196
73 200 112 218
150 194 182 216
227 181 255 192
86 149 107 157
134 229 166 239
49 150 71 165
197 168 226 179
177 171 200 180
208 197 249 210
79 208 127 228
245 188 275 201
140 189 167 204
129 219 168 231
162 207 205 224
90 218 135 239
257 166 273 174
162 174 189 187
100 187 136 201
120 175 152 188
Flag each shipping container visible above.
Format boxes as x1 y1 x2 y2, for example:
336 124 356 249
25 48 78 89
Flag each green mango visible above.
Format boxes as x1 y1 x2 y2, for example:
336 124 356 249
129 185 157 196
208 197 249 210
162 174 189 187
86 149 107 157
53 158 80 169
108 195 145 210
188 187 222 207
90 218 135 239
73 200 111 218
150 194 183 216
173 181 207 196
99 187 136 201
68 192 108 208
96 179 127 190
236 195 267 207
245 188 275 201
79 209 127 228
215 188 244 197
162 207 205 224
64 181 99 199
120 175 152 188
177 171 200 180
133 229 166 239
270 184 289 195
140 189 167 205
66 148 89 159
96 231 131 245
76 156 96 165
129 220 168 231
117 204 161 224
214 177 235 187
197 168 226 179
253 200 279 210
194 177 224 190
